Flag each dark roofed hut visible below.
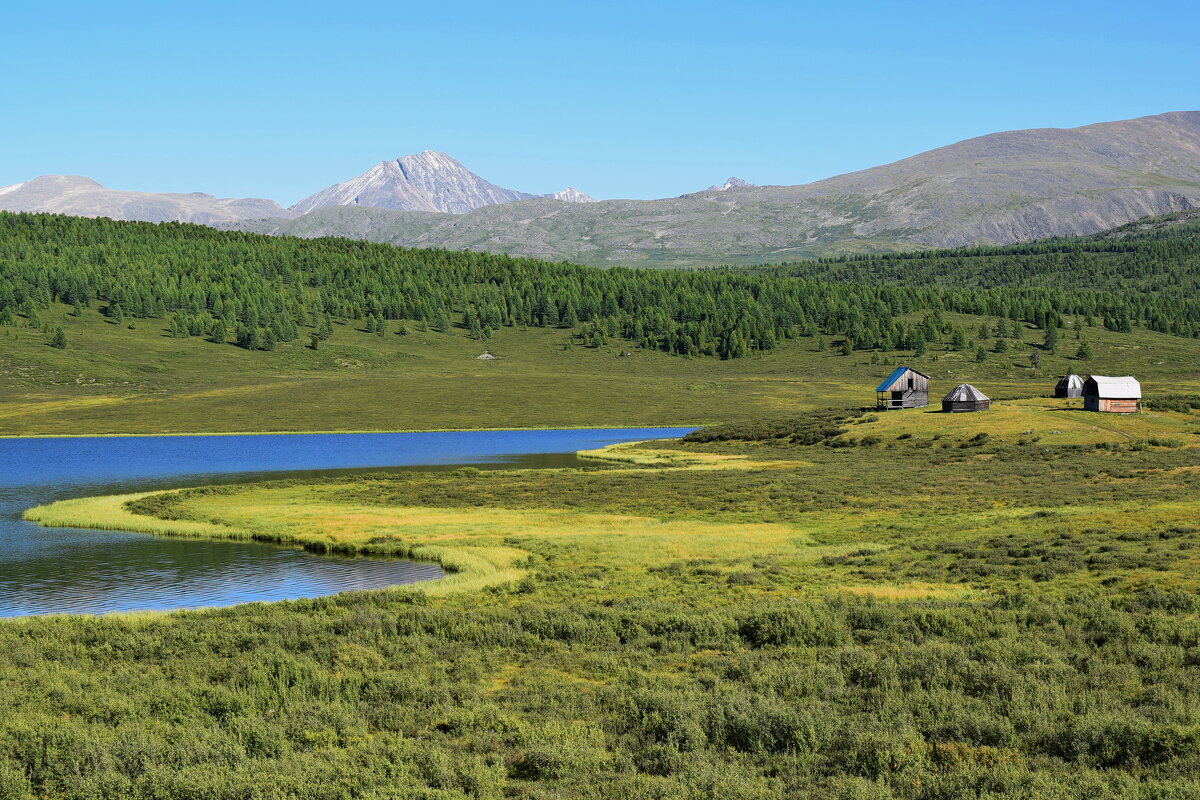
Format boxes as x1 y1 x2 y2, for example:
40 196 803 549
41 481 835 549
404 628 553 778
942 383 990 413
1055 373 1085 398
875 367 930 410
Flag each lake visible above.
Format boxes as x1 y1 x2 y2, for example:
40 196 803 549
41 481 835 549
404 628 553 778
0 427 692 617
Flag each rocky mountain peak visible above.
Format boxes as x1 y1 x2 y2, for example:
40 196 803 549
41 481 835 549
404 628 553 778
707 177 754 192
290 151 588 215
545 187 595 204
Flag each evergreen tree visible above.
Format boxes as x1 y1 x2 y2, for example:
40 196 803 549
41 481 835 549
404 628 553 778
48 326 67 349
974 345 987 363
1043 325 1058 354
1076 340 1094 360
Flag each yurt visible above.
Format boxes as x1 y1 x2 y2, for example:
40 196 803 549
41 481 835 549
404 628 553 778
942 383 990 413
1055 373 1085 399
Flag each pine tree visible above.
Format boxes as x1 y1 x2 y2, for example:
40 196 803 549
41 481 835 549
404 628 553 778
1043 325 1058 354
1076 340 1094 360
974 345 987 363
48 326 67 349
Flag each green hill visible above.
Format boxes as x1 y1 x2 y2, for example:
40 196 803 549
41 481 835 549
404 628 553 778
1 211 1199 434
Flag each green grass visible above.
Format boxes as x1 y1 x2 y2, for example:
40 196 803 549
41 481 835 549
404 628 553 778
8 412 1200 797
2 304 1199 435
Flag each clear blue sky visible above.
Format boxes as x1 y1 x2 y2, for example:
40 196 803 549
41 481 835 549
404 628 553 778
3 1 1196 205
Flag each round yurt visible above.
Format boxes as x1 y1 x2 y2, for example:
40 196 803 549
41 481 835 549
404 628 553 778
942 383 990 413
1055 373 1085 398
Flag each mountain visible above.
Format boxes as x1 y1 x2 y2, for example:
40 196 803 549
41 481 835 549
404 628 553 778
546 187 595 204
231 111 1200 266
290 151 593 214
290 151 543 214
706 177 754 192
0 175 291 224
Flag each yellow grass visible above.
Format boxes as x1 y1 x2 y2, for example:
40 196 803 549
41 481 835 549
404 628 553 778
579 440 810 470
850 398 1196 445
23 491 242 538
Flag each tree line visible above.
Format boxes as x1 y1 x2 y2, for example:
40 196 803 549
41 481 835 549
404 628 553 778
0 211 1196 358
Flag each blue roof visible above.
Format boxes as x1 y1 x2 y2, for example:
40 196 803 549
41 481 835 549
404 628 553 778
875 366 927 392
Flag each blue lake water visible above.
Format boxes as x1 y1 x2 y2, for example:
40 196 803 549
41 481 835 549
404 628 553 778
0 427 692 617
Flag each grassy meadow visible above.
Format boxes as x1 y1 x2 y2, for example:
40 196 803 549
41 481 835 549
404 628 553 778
11 401 1200 797
2 302 1200 435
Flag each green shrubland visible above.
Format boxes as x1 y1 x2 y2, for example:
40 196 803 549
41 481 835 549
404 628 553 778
9 405 1200 798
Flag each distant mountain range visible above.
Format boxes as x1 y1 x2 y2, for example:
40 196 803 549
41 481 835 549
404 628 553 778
0 175 291 225
4 111 1200 266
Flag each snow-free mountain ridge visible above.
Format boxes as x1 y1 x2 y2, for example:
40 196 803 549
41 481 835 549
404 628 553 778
229 111 1200 265
5 112 1200 266
0 175 291 225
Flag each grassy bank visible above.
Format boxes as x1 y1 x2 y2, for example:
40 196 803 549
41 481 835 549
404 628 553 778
7 403 1200 796
23 490 530 597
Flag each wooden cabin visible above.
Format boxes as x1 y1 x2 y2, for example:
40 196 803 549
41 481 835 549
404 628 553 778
942 383 990 413
1083 375 1141 413
1055 373 1085 399
875 367 930 410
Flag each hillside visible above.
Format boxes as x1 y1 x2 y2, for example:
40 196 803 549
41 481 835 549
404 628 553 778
230 111 1200 266
2 211 1200 434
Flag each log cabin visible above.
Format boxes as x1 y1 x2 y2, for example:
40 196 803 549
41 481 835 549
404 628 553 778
875 367 930 410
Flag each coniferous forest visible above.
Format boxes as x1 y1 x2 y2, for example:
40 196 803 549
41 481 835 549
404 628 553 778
1 211 1198 362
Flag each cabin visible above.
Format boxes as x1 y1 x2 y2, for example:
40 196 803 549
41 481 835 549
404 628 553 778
1083 376 1141 413
1055 373 1085 399
942 383 990 413
875 367 930 410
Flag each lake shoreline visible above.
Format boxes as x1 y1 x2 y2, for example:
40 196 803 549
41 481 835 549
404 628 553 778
0 423 703 440
1 428 690 616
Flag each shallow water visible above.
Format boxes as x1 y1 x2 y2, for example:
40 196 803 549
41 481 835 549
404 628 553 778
0 427 692 617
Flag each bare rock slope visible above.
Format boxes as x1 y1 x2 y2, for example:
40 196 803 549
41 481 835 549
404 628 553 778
290 151 595 214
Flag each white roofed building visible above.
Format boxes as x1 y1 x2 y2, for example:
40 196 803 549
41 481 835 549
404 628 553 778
1083 376 1141 413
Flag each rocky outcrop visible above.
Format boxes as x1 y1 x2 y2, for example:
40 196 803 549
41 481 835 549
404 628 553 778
706 177 754 192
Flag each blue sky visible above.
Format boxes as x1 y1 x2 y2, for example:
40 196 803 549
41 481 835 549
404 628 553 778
3 1 1196 204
